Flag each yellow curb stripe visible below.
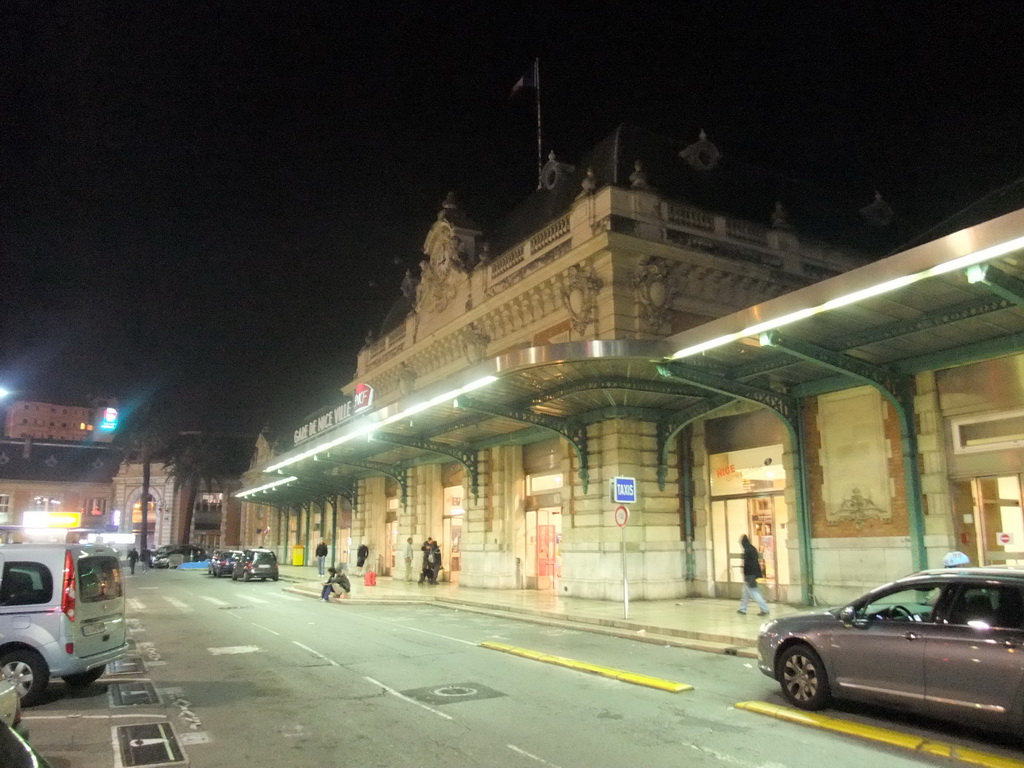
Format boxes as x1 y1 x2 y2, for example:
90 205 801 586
479 641 693 693
735 701 1024 768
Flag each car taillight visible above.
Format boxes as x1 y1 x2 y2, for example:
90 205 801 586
61 549 76 622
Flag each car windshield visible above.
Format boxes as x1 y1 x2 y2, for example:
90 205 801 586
857 585 941 622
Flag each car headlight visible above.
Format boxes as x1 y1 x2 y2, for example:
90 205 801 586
758 619 777 634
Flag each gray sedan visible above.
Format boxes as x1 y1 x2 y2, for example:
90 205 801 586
757 568 1024 732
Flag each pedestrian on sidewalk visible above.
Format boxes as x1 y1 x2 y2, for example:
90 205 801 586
127 548 139 575
402 537 414 582
356 542 370 576
737 535 769 616
428 540 442 585
418 537 434 585
315 541 329 576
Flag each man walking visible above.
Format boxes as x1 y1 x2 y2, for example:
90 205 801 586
315 541 329 576
402 537 414 582
127 547 139 576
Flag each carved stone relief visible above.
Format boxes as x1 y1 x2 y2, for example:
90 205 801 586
631 256 679 330
561 264 603 335
397 362 417 397
462 322 491 365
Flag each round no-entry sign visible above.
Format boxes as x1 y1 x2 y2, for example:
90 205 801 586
998 532 1013 545
614 505 629 527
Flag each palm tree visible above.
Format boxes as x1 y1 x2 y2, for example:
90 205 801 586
119 404 171 554
164 432 251 544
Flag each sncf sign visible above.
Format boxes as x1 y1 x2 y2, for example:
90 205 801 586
292 383 375 446
354 383 374 411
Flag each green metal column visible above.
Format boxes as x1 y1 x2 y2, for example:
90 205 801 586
794 403 815 606
895 382 928 571
680 424 696 581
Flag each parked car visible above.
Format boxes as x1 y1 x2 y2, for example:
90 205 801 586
231 549 279 582
209 550 244 578
152 545 207 568
0 543 127 706
758 567 1024 733
0 678 21 731
0 714 51 768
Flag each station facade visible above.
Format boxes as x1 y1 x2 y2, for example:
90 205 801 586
238 125 1024 606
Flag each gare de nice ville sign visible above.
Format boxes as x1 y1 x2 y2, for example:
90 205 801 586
293 383 374 446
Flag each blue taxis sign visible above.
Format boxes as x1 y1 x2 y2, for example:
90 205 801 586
611 476 637 504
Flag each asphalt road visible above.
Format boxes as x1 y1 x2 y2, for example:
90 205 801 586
18 569 1024 768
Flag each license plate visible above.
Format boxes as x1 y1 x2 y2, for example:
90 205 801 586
82 623 105 636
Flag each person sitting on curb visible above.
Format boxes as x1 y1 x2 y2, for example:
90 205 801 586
321 566 351 601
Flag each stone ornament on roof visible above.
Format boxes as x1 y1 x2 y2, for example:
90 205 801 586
541 150 576 191
576 167 597 199
419 192 482 313
629 160 654 191
400 269 419 300
679 129 722 171
771 201 793 230
859 191 894 227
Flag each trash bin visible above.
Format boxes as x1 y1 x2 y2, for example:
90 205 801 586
292 545 305 566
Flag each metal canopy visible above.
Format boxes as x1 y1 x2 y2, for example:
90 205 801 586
240 207 1024 525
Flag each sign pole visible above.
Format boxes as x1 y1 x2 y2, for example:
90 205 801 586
621 524 628 619
614 504 630 619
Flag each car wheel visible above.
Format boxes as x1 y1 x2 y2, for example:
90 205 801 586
62 665 106 687
243 573 251 582
272 576 279 582
777 643 831 711
0 649 50 707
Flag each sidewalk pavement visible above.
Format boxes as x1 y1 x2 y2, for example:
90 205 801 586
275 564 808 658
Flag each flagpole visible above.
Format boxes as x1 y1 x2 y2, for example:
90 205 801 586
534 58 543 190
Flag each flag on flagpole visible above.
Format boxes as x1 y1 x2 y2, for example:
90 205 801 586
510 66 537 98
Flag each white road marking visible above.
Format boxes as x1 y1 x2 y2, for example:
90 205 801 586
25 713 168 720
199 596 230 606
292 641 338 666
508 744 563 767
128 599 145 612
274 593 302 602
163 596 191 612
239 594 269 604
338 611 477 646
249 622 281 636
208 645 262 655
364 676 453 720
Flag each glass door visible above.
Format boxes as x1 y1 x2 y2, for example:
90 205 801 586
955 476 1024 566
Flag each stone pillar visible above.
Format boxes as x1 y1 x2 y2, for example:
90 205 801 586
461 445 520 589
560 419 687 600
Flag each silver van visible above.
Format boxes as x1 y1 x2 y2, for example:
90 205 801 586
0 544 127 705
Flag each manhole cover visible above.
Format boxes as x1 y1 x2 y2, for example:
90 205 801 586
401 682 505 706
114 722 186 766
108 656 146 676
110 681 161 707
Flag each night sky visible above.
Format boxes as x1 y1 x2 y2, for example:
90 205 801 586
3 2 1024 439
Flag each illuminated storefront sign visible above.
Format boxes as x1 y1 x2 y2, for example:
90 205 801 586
292 384 376 446
23 510 82 528
99 407 119 431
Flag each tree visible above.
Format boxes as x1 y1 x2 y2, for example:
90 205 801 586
164 432 251 544
118 403 171 554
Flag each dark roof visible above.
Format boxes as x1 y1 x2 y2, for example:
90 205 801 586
488 123 902 255
0 440 123 484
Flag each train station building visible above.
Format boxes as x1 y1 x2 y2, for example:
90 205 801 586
237 124 1024 606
